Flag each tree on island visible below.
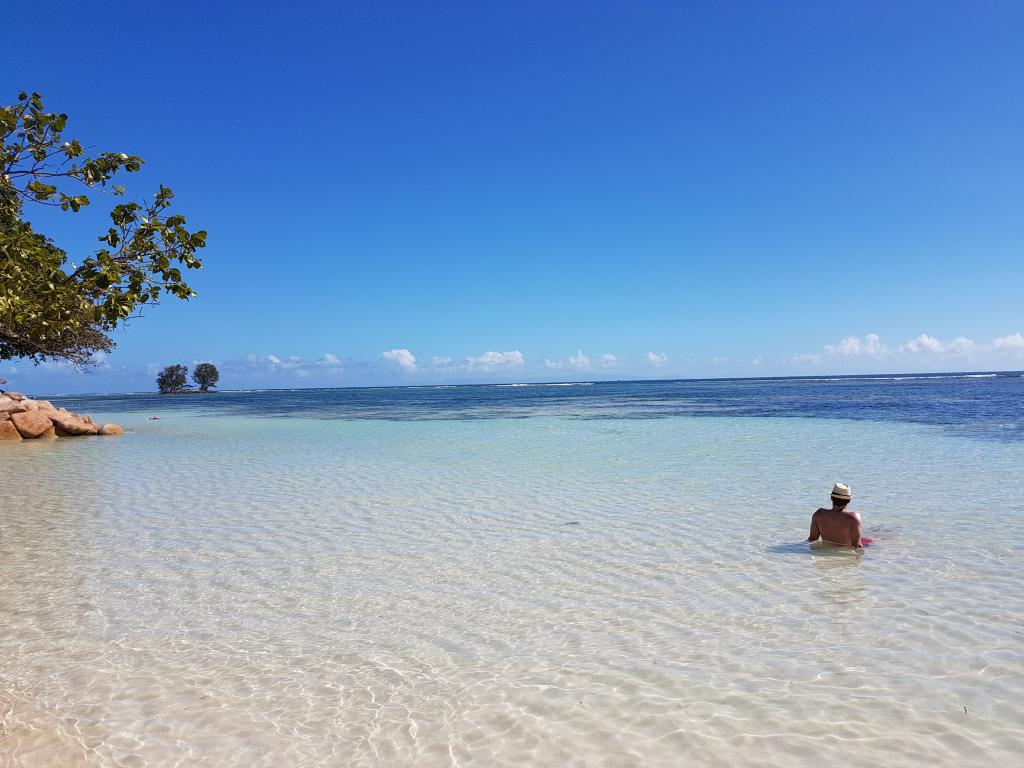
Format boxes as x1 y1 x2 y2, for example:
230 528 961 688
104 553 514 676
1 91 208 368
192 362 219 391
156 364 189 394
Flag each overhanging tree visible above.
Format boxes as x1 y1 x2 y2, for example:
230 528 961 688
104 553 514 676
1 91 207 367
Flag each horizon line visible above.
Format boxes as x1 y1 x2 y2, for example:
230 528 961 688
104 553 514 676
32 368 1024 398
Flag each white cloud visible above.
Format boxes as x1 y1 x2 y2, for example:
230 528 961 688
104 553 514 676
808 331 993 367
646 352 667 366
790 353 820 364
432 356 454 367
568 350 590 369
899 334 975 356
382 348 417 371
899 334 942 354
993 332 1024 353
544 358 563 369
946 337 975 355
825 333 889 356
466 350 524 370
752 355 764 366
219 353 311 381
600 354 619 369
321 352 340 364
39 359 77 373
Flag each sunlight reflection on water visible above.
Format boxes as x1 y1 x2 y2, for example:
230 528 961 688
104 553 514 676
1 408 1023 767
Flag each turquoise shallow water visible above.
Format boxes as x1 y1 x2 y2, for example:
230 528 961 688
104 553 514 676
2 382 1023 766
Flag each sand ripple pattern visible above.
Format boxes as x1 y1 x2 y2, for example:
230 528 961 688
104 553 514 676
1 413 1023 766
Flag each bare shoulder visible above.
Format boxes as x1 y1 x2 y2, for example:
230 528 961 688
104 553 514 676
848 509 862 521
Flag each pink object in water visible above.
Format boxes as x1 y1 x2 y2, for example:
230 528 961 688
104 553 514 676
861 538 875 546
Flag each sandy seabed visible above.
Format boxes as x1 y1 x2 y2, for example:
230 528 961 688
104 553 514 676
2 410 1023 767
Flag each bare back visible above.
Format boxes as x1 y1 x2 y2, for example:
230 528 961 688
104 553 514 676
808 507 863 548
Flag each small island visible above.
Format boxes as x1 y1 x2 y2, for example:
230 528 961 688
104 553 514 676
157 362 219 394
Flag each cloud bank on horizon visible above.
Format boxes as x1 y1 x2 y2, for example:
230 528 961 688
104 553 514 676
5 332 1023 394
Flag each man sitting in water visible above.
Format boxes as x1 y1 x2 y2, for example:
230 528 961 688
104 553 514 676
808 483 863 548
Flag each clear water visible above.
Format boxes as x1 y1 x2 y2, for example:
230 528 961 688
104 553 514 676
2 376 1023 767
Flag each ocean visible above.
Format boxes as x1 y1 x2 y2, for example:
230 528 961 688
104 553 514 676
2 374 1022 767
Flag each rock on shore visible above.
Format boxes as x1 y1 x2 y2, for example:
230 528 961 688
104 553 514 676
0 392 124 441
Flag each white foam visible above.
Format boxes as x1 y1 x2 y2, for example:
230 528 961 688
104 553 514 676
495 382 595 388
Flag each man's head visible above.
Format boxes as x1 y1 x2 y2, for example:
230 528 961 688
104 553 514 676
830 482 853 509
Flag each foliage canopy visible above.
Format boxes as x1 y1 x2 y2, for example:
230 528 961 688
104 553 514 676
1 91 207 367
193 362 219 391
156 364 188 393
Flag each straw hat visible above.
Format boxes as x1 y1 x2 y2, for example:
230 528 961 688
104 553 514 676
830 482 853 500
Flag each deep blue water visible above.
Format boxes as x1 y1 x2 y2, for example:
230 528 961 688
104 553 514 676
47 371 1024 442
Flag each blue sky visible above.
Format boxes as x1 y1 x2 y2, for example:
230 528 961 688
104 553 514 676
4 1 1023 392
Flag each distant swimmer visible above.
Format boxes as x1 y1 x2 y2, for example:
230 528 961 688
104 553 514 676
808 483 865 548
